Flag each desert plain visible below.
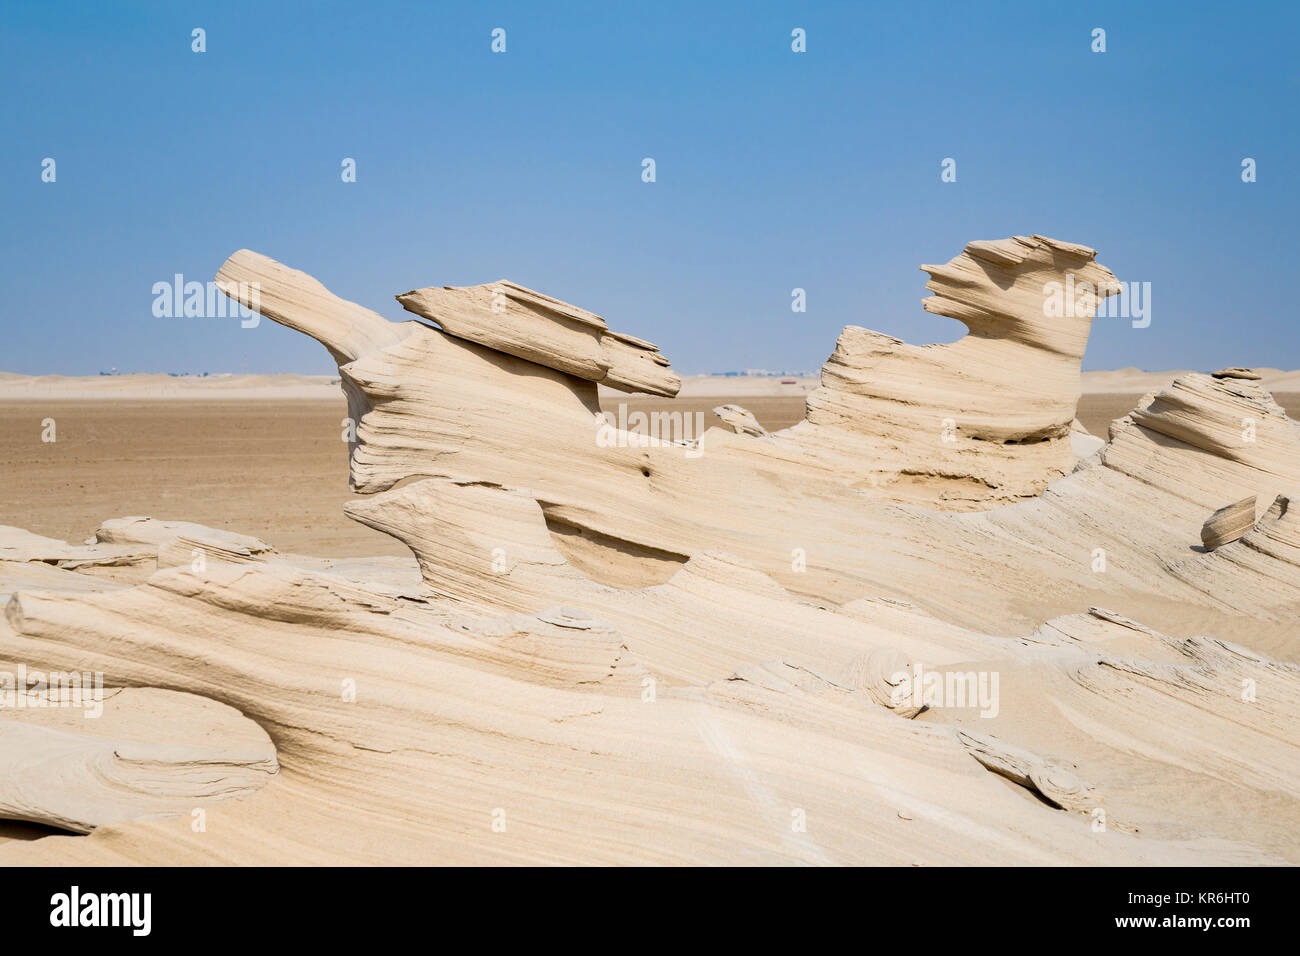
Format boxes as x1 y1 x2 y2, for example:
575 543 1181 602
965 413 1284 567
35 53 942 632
3 378 1298 559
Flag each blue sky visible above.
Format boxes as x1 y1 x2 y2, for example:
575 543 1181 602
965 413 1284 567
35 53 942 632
2 0 1296 375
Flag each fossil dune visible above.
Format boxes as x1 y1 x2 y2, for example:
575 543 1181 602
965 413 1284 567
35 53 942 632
1 235 1297 865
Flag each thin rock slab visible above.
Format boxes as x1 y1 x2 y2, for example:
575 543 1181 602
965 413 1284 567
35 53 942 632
1201 496 1256 551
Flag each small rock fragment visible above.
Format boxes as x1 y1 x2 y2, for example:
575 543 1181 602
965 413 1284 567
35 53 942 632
712 404 768 437
1200 496 1256 551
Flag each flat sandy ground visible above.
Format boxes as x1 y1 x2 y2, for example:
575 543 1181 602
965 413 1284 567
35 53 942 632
3 393 1298 555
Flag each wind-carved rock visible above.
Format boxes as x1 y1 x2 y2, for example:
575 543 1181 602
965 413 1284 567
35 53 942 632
840 647 924 718
396 280 681 397
214 236 1117 511
712 404 768 437
0 690 276 833
1212 367 1262 381
784 235 1120 505
1170 494 1300 618
2 235 1300 865
1201 497 1256 551
956 729 1101 814
206 240 1300 624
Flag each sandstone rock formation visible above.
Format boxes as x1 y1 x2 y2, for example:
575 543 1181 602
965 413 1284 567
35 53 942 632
0 689 276 834
396 280 681 397
1201 497 1257 551
786 235 1122 505
1212 367 1262 381
1 236 1297 865
711 403 768 437
1170 494 1300 619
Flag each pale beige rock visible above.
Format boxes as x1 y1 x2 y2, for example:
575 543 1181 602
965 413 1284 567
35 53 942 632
956 729 1100 813
1201 496 1257 551
1169 495 1300 619
3 235 1299 865
396 279 680 396
840 647 924 718
0 557 1149 864
93 517 273 556
711 403 768 437
0 526 152 570
600 330 681 396
2 538 1292 863
216 250 408 365
0 561 127 606
0 689 276 833
208 247 1300 638
1070 417 1105 458
778 235 1122 506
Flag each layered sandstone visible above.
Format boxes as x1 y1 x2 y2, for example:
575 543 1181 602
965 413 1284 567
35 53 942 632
1 236 1297 866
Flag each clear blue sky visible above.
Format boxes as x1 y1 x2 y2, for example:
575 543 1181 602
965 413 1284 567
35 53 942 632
3 0 1296 376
